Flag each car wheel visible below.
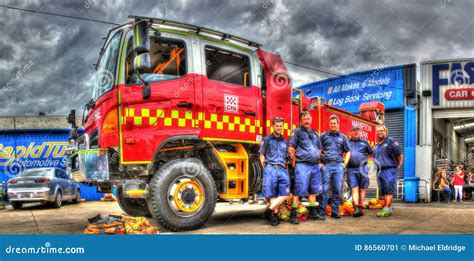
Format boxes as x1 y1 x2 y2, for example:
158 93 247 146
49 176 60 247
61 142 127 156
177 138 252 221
11 202 23 210
52 191 62 208
72 189 81 204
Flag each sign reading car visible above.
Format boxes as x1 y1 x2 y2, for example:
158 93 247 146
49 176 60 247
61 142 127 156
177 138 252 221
444 88 474 100
296 65 405 113
432 62 474 105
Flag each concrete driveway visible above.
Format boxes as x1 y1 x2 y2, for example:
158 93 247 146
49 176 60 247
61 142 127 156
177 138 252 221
0 201 472 234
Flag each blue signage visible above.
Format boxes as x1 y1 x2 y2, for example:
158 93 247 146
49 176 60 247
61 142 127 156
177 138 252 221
0 129 103 201
297 65 405 113
432 62 474 105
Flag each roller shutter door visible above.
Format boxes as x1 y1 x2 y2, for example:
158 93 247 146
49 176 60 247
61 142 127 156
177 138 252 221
384 109 405 180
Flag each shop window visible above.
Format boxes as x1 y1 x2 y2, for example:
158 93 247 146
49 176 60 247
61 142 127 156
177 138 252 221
205 46 251 87
126 36 186 85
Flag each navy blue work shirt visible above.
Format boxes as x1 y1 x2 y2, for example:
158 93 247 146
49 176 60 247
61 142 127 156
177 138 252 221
320 131 350 163
289 127 322 164
348 138 373 167
259 133 289 167
373 137 402 168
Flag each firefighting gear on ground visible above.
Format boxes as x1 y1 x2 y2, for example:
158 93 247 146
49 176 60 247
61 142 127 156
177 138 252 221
84 214 159 235
263 199 391 225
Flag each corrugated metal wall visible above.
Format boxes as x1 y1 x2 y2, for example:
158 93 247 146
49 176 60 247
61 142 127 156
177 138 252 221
0 129 103 201
384 110 405 180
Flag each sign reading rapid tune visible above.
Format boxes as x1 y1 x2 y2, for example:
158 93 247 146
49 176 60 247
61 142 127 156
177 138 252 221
297 65 405 113
0 141 69 176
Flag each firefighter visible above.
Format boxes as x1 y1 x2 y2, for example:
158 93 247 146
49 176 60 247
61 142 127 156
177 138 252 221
289 110 324 224
318 114 351 219
259 117 290 226
373 125 403 217
347 124 373 217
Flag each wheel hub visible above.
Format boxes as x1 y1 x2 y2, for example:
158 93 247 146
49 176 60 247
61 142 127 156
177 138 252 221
181 188 196 204
168 177 204 216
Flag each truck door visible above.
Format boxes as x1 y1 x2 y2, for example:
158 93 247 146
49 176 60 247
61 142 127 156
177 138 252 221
256 50 293 138
118 31 196 164
199 43 262 143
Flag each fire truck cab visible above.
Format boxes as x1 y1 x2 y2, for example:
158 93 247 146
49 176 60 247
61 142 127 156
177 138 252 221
67 16 381 231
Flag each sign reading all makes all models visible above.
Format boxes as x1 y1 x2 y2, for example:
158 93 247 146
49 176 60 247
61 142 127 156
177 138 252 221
297 65 405 113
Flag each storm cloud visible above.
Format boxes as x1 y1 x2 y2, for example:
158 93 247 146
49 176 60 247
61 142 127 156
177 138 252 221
0 0 472 115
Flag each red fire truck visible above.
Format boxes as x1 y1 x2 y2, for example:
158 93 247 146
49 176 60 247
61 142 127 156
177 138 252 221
67 16 383 231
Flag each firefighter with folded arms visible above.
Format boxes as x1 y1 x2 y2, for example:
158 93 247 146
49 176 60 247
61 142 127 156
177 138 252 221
373 125 403 217
259 117 291 226
288 111 324 224
318 114 351 219
347 124 373 217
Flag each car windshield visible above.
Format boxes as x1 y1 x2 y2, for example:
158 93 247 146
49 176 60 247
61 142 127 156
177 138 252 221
20 169 51 177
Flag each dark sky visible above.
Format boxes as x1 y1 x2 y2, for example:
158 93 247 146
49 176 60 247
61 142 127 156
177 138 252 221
0 0 472 116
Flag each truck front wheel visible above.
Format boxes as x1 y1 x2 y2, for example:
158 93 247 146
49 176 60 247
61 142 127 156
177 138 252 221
147 158 217 232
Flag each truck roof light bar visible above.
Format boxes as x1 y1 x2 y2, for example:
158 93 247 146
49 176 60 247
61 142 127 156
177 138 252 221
128 15 262 48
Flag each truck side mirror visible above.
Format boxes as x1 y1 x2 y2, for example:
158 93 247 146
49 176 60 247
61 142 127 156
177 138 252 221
133 20 150 55
134 53 151 71
132 20 151 99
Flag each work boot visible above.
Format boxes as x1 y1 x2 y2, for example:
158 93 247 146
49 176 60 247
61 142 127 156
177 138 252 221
353 206 363 218
308 206 325 220
269 212 280 226
308 206 317 219
262 208 272 220
289 208 299 225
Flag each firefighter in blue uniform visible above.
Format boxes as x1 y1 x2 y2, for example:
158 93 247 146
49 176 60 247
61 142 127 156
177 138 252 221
373 125 403 217
318 115 351 219
347 124 373 217
289 110 324 224
259 117 290 226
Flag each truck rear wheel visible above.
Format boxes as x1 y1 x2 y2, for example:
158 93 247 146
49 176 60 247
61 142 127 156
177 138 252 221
147 158 216 232
117 188 152 217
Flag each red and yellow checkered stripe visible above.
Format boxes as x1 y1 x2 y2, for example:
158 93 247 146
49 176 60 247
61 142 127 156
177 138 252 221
265 120 297 136
122 108 263 134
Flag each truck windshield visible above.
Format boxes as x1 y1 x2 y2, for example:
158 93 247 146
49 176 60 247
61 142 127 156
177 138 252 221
20 169 51 177
125 35 186 85
91 31 122 100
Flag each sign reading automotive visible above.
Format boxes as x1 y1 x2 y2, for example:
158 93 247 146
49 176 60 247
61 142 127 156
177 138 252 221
432 61 474 105
297 65 404 113
0 142 69 173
